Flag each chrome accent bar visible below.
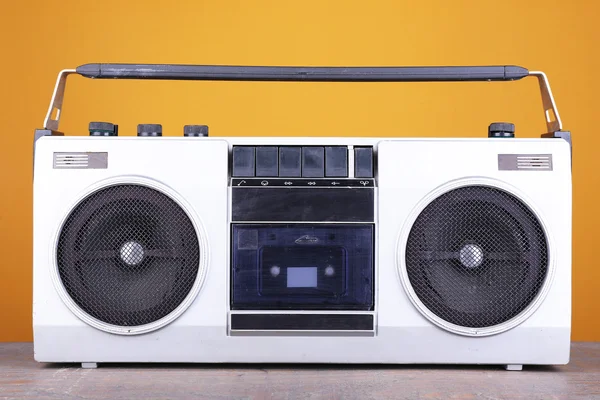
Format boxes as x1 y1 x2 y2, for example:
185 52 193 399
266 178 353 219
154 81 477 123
229 330 375 337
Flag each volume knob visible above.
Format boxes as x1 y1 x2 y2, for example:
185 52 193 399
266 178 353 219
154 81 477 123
184 125 209 137
137 124 162 137
89 122 117 136
488 122 515 138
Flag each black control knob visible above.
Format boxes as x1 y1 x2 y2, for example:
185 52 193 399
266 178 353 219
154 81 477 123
488 122 515 138
184 125 209 137
137 124 162 137
89 122 117 136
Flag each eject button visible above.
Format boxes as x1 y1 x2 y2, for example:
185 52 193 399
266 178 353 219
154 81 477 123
354 147 373 178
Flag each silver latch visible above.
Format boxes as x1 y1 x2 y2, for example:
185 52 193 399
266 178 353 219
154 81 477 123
43 69 76 132
529 71 563 133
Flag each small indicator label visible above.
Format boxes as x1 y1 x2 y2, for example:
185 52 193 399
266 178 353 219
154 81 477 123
287 267 318 288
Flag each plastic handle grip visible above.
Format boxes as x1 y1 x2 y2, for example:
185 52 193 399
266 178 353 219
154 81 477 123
76 63 529 82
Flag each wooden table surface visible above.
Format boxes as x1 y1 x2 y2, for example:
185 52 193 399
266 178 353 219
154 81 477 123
1 342 599 400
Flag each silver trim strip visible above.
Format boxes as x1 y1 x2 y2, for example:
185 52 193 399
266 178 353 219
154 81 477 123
230 310 376 315
230 221 374 224
230 185 376 189
230 330 375 337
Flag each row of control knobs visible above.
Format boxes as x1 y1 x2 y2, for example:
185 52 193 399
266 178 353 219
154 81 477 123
88 122 209 137
89 121 516 138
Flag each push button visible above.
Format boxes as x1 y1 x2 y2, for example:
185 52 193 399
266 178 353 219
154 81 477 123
279 147 302 177
256 146 278 177
325 146 348 177
354 147 373 178
302 147 325 178
232 146 255 177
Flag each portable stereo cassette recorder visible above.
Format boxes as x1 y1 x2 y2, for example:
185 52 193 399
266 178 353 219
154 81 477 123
32 63 572 370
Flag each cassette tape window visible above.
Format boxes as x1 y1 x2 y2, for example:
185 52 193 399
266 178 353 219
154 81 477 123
231 224 374 311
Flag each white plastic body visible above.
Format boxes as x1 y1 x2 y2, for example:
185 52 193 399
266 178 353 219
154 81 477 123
33 136 572 366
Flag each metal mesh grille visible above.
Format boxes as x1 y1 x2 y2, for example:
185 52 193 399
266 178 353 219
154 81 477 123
405 186 548 329
57 184 200 327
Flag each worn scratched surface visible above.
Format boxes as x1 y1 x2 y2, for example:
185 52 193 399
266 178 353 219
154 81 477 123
0 342 599 400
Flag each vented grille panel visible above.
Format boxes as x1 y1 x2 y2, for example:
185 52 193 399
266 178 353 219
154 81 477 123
498 154 553 171
53 152 108 169
57 184 200 327
405 186 548 329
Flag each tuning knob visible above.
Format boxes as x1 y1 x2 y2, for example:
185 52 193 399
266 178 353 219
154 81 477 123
488 122 515 138
89 122 117 136
184 125 209 137
137 124 162 137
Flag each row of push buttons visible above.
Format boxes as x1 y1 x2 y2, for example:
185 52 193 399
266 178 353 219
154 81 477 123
232 146 373 178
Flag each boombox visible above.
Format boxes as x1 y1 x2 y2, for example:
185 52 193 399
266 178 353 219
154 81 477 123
32 63 572 370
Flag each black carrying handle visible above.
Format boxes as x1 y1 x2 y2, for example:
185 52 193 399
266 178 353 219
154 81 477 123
48 63 567 138
76 63 529 82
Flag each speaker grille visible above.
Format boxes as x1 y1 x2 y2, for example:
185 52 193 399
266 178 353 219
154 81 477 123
405 186 548 329
57 184 200 327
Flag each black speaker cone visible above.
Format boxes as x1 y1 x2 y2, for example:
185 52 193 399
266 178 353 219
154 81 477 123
56 184 200 327
405 186 548 329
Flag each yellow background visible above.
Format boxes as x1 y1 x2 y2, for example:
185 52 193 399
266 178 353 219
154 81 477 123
0 0 598 341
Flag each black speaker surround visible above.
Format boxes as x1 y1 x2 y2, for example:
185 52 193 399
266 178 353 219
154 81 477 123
405 186 549 329
56 184 200 327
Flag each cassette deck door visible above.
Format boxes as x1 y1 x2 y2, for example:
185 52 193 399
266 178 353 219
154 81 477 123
228 145 376 335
